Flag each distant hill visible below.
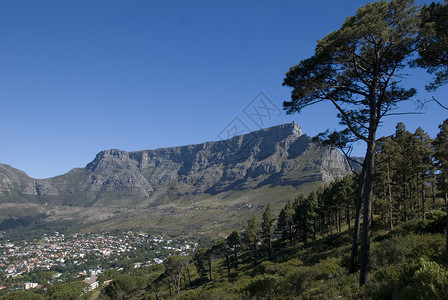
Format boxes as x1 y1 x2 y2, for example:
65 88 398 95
0 122 353 237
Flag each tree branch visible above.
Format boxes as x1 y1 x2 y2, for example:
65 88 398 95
383 112 425 116
340 146 363 175
328 97 368 142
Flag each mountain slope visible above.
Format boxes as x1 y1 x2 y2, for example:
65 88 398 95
0 122 353 235
0 122 350 206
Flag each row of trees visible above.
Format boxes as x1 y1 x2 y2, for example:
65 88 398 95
276 176 356 245
374 122 447 229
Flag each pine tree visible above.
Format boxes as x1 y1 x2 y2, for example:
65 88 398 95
193 249 209 282
294 193 318 243
282 0 421 285
413 127 434 218
433 119 448 255
276 200 294 245
375 136 400 229
393 123 414 223
243 215 259 266
164 256 189 295
226 230 241 271
261 204 275 259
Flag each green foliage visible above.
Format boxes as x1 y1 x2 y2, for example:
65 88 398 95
0 291 45 300
103 274 146 299
164 255 190 295
226 230 241 271
243 215 259 265
416 1 448 90
372 233 445 270
374 123 439 229
412 258 448 299
261 204 275 258
48 281 88 300
423 210 447 233
434 119 448 197
276 200 294 244
401 210 447 234
244 274 280 299
193 248 209 282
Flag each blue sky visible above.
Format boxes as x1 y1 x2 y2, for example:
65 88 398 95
1 0 446 179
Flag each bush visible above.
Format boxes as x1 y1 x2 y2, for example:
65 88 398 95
412 258 448 300
422 210 446 233
1 291 45 300
371 236 414 269
49 281 88 300
313 258 342 280
245 274 280 298
374 265 401 283
371 233 445 270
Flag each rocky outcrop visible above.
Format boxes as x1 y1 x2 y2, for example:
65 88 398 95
0 122 353 206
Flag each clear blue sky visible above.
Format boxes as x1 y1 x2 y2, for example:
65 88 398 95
1 0 446 179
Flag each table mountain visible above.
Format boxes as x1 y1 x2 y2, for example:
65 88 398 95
0 122 351 208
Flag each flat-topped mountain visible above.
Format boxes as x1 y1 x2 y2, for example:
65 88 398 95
0 122 350 206
0 122 353 236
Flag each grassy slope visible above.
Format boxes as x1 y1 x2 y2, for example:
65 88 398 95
0 180 322 241
80 183 323 239
168 213 448 300
69 210 447 300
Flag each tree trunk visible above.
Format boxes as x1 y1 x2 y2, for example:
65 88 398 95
268 239 272 260
233 249 238 270
187 267 191 286
225 252 231 276
422 182 426 219
403 181 408 222
346 205 350 229
155 281 159 300
254 243 258 266
176 274 181 295
432 174 437 204
208 257 212 281
445 193 448 259
338 211 342 232
349 165 366 274
360 137 375 286
386 166 393 230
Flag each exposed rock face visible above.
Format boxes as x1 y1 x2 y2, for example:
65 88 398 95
0 164 37 196
0 122 352 206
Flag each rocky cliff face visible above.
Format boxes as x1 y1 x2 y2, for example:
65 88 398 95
0 122 352 207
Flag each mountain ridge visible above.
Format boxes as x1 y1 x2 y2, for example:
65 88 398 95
0 122 353 236
0 122 352 207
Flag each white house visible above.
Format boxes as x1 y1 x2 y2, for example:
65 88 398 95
83 275 99 292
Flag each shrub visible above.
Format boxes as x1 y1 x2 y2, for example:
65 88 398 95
422 210 446 233
1 291 45 300
245 274 280 298
412 258 448 300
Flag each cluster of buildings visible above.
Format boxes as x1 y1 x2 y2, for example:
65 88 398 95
0 231 198 291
